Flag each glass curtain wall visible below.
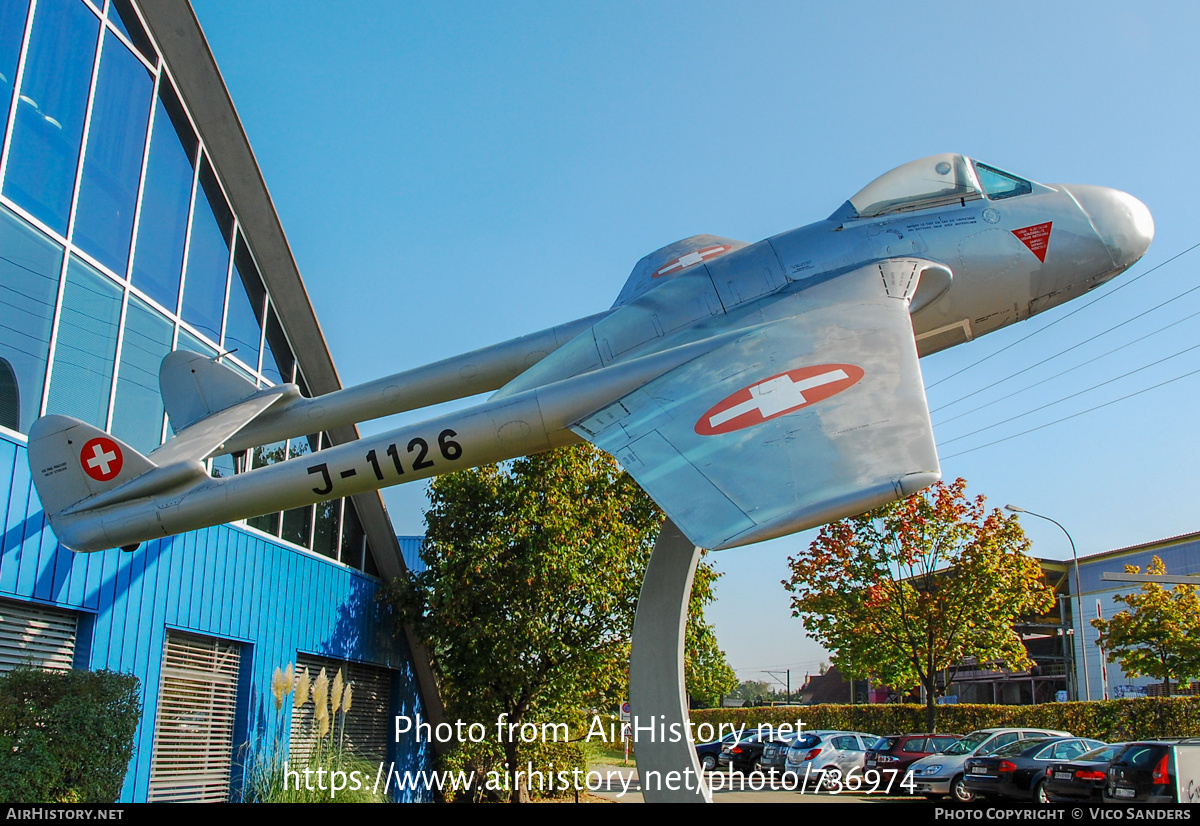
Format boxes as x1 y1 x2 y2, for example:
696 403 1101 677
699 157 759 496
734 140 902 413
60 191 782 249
0 0 372 569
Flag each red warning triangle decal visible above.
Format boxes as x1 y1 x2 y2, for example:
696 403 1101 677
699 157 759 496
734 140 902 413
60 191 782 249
1012 221 1053 263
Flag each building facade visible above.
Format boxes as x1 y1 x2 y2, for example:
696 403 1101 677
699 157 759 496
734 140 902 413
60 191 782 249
1070 531 1200 700
0 0 436 802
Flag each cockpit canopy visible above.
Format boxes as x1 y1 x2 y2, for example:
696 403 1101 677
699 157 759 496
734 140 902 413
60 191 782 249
848 153 1034 219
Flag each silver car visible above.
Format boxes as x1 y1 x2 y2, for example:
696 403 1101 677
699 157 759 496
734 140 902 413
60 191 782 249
783 730 879 787
907 727 1071 802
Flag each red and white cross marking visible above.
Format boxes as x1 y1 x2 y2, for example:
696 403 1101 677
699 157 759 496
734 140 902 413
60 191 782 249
81 436 123 482
653 245 731 278
695 364 865 436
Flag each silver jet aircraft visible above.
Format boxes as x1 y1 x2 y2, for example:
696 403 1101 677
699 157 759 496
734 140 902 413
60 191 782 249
28 154 1153 554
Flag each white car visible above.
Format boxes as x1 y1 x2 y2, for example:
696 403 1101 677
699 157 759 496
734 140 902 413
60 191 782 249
907 727 1071 802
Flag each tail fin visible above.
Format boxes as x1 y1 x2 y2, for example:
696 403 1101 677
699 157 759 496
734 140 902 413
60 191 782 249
29 415 157 517
159 350 262 432
29 413 209 518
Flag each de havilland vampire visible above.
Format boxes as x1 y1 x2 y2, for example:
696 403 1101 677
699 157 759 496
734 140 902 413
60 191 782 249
29 154 1153 555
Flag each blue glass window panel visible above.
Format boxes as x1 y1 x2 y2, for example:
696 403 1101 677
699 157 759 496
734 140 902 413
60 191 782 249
176 328 215 360
130 86 195 312
3 0 99 234
260 306 293 385
340 501 365 569
210 453 237 479
110 296 171 453
130 84 194 312
73 31 152 276
247 510 279 536
223 235 264 371
0 0 31 151
0 207 62 432
246 438 284 535
106 0 157 66
46 257 122 428
180 158 231 343
282 505 312 549
312 498 340 560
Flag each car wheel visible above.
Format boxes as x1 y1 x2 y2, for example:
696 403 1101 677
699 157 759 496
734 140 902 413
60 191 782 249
1034 780 1051 804
701 754 717 772
951 774 975 803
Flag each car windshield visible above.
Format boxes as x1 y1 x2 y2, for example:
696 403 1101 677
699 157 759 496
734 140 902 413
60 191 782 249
870 736 900 751
943 731 990 756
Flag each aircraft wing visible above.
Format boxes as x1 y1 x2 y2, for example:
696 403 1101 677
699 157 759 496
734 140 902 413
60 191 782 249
571 261 942 550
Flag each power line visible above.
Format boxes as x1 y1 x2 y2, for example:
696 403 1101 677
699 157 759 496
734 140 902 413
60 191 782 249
938 341 1200 446
940 366 1200 460
925 241 1200 391
933 306 1200 428
931 273 1200 414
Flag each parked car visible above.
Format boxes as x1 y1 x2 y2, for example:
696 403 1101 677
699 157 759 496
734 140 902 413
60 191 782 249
865 733 962 776
783 730 879 785
1102 740 1183 804
718 730 776 773
1042 743 1129 803
963 736 1105 803
759 730 805 775
696 731 740 772
907 727 1072 802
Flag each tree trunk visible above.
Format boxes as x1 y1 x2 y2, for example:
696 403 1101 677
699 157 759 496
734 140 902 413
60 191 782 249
924 674 937 732
502 737 531 803
1165 675 1173 698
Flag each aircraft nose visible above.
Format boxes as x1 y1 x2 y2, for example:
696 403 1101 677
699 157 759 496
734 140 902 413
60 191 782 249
1065 184 1154 271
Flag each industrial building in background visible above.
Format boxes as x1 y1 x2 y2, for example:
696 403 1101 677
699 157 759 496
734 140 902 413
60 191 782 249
0 0 436 802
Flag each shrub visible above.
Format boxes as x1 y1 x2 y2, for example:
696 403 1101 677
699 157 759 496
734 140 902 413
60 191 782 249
0 667 141 803
437 737 587 802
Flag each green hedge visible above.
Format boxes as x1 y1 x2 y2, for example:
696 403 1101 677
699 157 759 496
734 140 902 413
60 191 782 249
0 667 142 803
692 698 1200 741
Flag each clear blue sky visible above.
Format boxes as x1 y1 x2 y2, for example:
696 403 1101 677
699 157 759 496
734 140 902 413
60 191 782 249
191 0 1200 684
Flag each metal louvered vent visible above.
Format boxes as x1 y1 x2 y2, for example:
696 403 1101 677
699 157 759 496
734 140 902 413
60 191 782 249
0 598 77 673
290 653 392 765
148 631 242 803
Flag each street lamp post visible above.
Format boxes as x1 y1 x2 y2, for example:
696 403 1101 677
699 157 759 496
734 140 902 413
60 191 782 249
1005 504 1091 701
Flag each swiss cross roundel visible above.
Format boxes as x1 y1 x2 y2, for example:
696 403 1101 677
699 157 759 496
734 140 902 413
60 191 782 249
695 363 865 436
652 245 731 278
80 437 123 482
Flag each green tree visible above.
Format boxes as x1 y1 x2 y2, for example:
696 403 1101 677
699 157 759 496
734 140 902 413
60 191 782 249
384 443 734 801
782 478 1055 730
1091 556 1200 697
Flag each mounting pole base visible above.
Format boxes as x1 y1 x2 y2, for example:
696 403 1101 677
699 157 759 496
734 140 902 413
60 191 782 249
629 519 712 803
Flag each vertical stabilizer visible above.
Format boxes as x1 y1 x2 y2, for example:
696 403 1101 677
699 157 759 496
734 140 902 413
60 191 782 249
28 415 157 517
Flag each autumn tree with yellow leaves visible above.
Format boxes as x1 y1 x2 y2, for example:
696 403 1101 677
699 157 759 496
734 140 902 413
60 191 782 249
1091 556 1200 697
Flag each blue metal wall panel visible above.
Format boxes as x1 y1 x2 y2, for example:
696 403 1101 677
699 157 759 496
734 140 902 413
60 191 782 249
0 432 431 802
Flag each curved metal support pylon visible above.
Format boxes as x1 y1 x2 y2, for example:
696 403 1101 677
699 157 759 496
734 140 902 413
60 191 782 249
629 519 712 803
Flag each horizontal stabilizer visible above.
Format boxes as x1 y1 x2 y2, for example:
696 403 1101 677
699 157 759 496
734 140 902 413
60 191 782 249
156 350 297 462
149 391 288 465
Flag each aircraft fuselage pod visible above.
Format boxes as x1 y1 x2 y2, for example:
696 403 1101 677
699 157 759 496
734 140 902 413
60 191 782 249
28 154 1153 553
